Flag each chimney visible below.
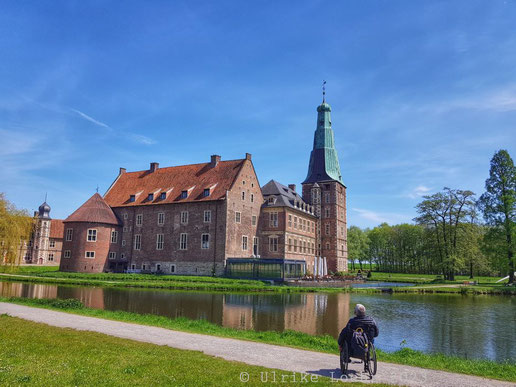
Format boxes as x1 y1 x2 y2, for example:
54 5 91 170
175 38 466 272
150 162 159 172
119 167 126 175
288 184 296 192
245 153 252 160
210 155 221 168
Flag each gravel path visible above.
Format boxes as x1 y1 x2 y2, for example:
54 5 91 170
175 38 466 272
0 302 512 387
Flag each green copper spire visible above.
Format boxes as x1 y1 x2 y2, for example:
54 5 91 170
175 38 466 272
302 89 344 185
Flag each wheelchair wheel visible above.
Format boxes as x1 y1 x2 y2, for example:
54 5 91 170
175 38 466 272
367 343 377 377
339 344 349 374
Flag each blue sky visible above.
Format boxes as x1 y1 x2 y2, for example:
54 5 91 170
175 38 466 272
1 1 515 228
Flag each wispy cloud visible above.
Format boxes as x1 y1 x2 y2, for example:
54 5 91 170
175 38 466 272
129 134 156 145
405 185 432 199
351 208 411 226
70 108 111 129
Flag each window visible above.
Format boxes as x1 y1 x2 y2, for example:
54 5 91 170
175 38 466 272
242 191 245 200
123 226 129 232
312 242 315 254
48 253 54 262
121 253 125 259
111 230 118 243
49 240 56 248
269 236 278 252
326 242 330 250
204 210 211 223
325 207 330 218
170 265 176 273
253 237 259 255
251 215 257 226
142 264 146 270
312 222 315 233
203 188 210 197
131 264 136 270
268 197 275 204
242 236 248 250
179 233 188 250
87 229 97 242
293 239 297 252
129 195 135 202
158 212 165 225
341 245 345 255
269 212 278 227
147 193 154 201
156 234 164 250
302 219 306 231
303 241 307 253
156 264 161 272
85 251 95 259
181 211 188 224
136 214 143 226
64 250 71 258
134 234 141 250
294 217 298 229
325 224 330 235
181 190 188 199
123 213 128 219
288 215 292 228
160 192 166 200
325 192 330 203
109 252 116 259
288 238 292 252
251 193 254 203
122 240 126 246
201 233 210 249
235 212 241 223
65 228 73 241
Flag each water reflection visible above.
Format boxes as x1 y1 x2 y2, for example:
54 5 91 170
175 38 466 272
0 281 514 362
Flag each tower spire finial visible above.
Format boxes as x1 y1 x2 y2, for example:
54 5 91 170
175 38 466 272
44 192 47 202
96 185 99 193
322 80 326 103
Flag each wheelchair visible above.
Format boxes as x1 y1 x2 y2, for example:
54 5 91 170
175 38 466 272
339 328 377 377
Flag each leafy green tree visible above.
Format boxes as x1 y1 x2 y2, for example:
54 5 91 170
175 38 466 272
478 150 516 284
347 226 369 271
0 193 34 268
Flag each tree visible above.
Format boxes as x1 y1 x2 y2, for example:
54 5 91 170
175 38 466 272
347 226 369 271
478 150 516 284
0 193 33 269
414 188 477 280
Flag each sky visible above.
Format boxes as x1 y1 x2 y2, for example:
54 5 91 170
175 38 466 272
1 1 515 228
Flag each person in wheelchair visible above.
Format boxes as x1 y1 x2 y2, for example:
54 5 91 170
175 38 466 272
338 304 379 362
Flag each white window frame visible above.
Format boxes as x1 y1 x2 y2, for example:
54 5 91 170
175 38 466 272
181 211 189 224
122 240 126 246
204 210 212 223
49 239 56 248
269 212 278 227
136 214 143 226
111 230 118 243
253 237 259 255
251 215 257 226
242 235 248 251
179 233 188 250
158 212 165 225
201 233 210 249
269 236 278 252
87 229 97 242
48 253 54 261
156 234 164 250
109 252 116 260
134 234 141 250
235 212 241 223
65 228 73 242
64 250 71 258
85 251 95 259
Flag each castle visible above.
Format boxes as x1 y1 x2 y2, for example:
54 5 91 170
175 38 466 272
26 97 348 277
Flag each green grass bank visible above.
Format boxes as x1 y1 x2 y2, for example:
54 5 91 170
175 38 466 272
1 296 514 383
1 314 386 387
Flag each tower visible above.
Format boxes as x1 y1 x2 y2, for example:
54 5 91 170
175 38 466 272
302 91 348 273
31 201 52 264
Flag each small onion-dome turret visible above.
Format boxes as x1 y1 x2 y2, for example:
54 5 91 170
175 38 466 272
38 202 51 219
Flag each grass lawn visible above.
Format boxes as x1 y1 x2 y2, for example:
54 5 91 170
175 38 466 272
0 314 388 387
1 297 514 383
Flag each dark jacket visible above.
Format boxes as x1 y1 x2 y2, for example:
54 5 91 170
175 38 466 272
338 315 379 346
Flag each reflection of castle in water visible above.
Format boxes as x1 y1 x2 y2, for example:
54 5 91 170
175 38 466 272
222 292 350 337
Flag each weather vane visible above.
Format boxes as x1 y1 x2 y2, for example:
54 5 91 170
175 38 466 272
96 185 99 193
322 80 326 103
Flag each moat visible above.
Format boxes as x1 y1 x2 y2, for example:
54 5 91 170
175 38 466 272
0 280 514 362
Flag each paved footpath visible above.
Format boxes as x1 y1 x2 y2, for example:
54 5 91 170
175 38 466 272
0 302 512 387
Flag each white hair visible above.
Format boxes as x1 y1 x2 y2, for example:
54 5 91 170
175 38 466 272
354 304 366 317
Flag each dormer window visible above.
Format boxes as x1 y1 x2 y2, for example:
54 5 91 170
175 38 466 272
147 193 154 201
129 195 135 202
268 197 275 204
160 192 166 200
181 190 188 199
203 188 210 197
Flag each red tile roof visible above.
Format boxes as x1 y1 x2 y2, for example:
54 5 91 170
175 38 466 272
49 219 64 239
64 193 120 225
104 159 245 208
